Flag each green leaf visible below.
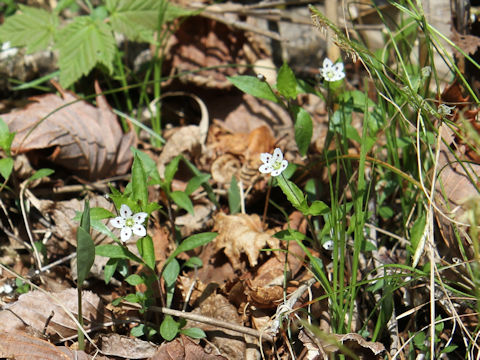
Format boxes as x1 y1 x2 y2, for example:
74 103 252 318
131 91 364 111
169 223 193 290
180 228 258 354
77 201 95 286
184 256 202 268
164 155 181 189
132 153 148 206
137 236 156 270
56 16 115 88
163 258 180 287
293 106 313 156
96 244 144 264
180 327 206 339
277 62 297 100
185 173 211 195
0 5 58 53
276 176 308 213
228 175 241 215
410 213 427 267
170 191 194 215
169 232 217 260
106 0 161 42
130 324 145 337
27 168 54 183
131 148 162 184
306 200 330 216
163 258 180 307
0 158 13 181
160 315 179 341
227 75 278 103
125 274 145 286
104 258 118 284
0 117 15 156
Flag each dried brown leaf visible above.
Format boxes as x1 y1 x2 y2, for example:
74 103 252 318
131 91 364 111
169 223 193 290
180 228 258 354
149 334 227 360
0 289 109 340
1 82 135 180
100 333 157 359
213 213 279 268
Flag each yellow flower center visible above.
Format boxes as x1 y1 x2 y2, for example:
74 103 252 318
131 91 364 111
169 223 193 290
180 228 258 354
125 217 134 227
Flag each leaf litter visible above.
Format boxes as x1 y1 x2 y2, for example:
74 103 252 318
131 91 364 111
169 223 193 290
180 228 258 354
0 1 479 359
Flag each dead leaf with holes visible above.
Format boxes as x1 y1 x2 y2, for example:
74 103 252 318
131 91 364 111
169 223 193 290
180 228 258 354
0 289 109 341
213 212 279 269
0 81 135 180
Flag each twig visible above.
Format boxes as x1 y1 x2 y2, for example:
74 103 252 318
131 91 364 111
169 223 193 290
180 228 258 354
122 302 274 343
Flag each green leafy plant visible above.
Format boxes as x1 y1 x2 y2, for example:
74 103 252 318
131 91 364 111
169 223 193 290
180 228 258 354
90 150 216 340
0 1 192 88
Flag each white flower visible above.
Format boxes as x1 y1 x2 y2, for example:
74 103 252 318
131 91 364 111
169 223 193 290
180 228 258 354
110 204 147 242
421 66 431 78
259 148 288 177
438 103 455 116
319 58 345 82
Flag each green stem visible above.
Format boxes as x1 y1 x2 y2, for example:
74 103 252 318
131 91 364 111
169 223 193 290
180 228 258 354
77 285 84 350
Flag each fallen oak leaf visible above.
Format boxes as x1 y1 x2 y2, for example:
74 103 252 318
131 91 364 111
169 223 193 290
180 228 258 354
1 81 135 180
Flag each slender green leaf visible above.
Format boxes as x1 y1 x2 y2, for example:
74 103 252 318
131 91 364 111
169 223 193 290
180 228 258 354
0 5 58 53
0 117 15 155
96 244 144 264
132 153 148 206
170 191 194 215
293 106 313 156
169 232 217 260
56 16 115 88
227 75 278 103
184 256 202 268
137 235 156 270
77 201 95 286
164 155 181 188
277 62 297 100
0 158 13 181
27 168 54 183
131 148 162 184
228 175 241 215
185 173 211 195
104 258 118 284
180 327 206 339
160 315 179 341
163 258 180 287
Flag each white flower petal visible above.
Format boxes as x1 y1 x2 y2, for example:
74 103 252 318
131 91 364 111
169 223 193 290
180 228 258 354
322 58 333 69
110 217 125 229
332 62 344 73
120 204 132 219
259 164 273 174
260 152 272 164
270 160 288 176
132 224 146 237
120 227 133 242
323 240 334 251
272 148 283 162
134 212 148 224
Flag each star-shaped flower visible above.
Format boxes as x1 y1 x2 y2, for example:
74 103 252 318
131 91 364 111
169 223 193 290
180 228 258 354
259 148 288 177
319 58 345 82
110 204 147 242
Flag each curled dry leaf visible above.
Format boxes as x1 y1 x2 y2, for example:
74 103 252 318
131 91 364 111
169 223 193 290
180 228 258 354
0 331 94 360
187 294 246 360
299 329 386 360
1 81 135 180
149 334 227 360
213 213 279 268
0 288 109 340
